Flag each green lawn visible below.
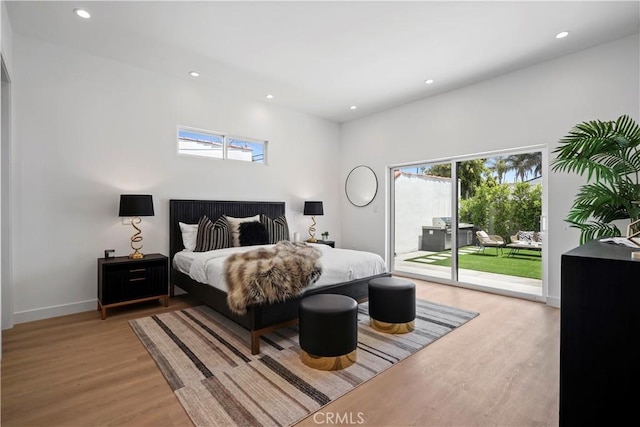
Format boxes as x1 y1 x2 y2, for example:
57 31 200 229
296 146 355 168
406 248 541 279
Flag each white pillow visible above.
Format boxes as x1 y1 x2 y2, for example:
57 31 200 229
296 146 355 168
179 222 198 251
225 215 260 247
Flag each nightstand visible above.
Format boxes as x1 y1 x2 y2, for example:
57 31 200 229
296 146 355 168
315 240 335 248
97 253 169 319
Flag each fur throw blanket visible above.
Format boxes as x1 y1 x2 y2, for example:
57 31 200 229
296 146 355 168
224 241 323 315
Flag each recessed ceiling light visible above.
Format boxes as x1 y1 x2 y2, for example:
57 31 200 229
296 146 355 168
350 105 357 110
556 31 569 39
189 71 200 77
425 79 434 85
73 8 91 19
266 94 274 99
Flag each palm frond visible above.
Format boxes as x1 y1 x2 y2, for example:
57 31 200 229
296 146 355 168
615 115 640 144
551 115 640 183
590 152 638 178
626 147 640 171
567 181 636 224
551 157 620 184
567 220 621 245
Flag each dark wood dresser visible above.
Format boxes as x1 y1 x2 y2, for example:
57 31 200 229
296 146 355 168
560 240 640 425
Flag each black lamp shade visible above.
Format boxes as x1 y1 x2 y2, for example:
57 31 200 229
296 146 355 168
119 194 154 217
304 201 324 216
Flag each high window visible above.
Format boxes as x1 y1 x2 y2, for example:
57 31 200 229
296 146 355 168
177 127 267 164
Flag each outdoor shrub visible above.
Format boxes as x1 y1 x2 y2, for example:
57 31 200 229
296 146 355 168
511 182 542 232
460 182 541 238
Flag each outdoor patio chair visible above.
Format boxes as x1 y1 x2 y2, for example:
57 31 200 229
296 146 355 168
476 230 505 255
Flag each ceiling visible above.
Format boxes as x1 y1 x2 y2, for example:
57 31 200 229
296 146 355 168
6 1 640 123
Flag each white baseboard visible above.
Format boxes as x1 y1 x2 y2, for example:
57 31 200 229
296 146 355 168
546 295 561 308
9 289 560 324
13 299 97 324
11 286 187 325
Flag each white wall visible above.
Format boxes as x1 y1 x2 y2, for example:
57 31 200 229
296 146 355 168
394 173 453 254
1 0 15 356
11 34 341 322
1 1 12 76
340 35 640 307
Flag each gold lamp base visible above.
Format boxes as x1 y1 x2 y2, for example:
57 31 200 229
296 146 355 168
307 215 318 242
129 250 144 259
128 217 145 259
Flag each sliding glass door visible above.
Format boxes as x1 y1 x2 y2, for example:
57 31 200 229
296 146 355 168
391 148 546 300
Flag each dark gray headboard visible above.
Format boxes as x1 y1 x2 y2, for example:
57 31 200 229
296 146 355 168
169 200 286 260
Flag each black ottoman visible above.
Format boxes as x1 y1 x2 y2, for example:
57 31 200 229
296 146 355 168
298 294 358 371
368 277 416 334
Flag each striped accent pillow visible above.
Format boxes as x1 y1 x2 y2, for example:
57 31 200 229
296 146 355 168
194 216 231 252
518 231 534 242
260 214 290 244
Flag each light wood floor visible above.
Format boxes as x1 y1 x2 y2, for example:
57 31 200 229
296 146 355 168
1 280 560 426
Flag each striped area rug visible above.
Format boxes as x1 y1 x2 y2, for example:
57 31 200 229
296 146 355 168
130 300 478 426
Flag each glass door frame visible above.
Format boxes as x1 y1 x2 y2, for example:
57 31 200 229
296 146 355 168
387 144 548 303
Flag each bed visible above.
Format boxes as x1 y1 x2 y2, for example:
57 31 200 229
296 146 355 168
169 199 390 354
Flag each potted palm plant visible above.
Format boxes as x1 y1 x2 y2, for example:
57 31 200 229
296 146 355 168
551 114 640 244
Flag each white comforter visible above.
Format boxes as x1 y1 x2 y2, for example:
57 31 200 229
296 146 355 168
174 243 387 292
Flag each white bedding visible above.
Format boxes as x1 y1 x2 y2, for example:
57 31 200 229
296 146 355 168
173 243 386 292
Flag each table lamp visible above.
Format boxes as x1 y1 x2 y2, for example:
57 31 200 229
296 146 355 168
119 194 154 259
303 201 323 243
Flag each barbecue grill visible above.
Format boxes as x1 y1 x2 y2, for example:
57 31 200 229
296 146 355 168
420 217 474 251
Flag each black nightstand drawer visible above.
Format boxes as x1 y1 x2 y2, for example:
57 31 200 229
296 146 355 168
102 264 167 304
97 253 169 319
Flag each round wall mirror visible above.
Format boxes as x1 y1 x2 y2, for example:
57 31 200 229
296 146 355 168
345 165 378 207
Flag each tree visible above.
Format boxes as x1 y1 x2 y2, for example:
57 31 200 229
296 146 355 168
505 153 542 182
486 156 509 184
423 163 451 178
424 159 487 199
457 159 487 199
506 154 530 182
528 152 542 178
